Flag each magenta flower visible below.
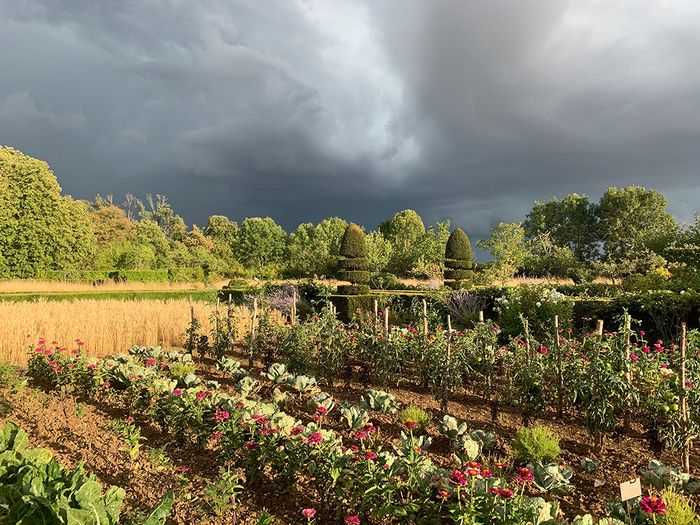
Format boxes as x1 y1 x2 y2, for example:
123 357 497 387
630 353 639 361
171 389 183 397
307 432 323 444
246 441 258 451
301 508 316 519
345 516 360 525
213 408 230 423
315 406 328 416
537 345 548 355
450 470 468 485
640 496 666 515
515 467 534 483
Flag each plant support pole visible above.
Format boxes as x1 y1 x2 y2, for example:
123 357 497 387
422 299 428 338
249 297 258 369
555 315 564 418
681 322 690 473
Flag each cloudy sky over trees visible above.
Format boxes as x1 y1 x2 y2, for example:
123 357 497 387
2 0 699 236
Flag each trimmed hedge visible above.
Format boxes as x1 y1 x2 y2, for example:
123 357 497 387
444 258 474 270
338 270 371 284
444 228 474 289
338 224 370 295
444 269 474 281
337 284 371 295
337 257 371 271
340 224 368 259
36 268 209 283
445 228 473 262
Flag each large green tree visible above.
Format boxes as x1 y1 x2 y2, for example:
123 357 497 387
234 217 287 267
477 222 527 283
0 146 95 277
286 217 347 277
523 193 599 261
597 186 678 261
379 209 427 275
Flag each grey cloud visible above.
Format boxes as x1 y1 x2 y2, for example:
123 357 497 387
0 0 699 240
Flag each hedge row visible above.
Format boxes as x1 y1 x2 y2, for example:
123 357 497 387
34 268 209 283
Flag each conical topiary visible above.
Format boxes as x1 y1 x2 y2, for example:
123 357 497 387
337 223 370 295
444 228 474 289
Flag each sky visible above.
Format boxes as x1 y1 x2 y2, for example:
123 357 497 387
2 0 700 240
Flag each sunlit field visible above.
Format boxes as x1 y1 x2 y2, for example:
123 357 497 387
0 298 282 365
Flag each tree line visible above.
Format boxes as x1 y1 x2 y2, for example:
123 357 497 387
1 146 698 283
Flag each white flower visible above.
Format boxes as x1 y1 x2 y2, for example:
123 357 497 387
535 302 542 307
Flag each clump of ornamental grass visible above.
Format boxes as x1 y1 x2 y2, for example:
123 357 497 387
512 425 561 463
659 489 697 525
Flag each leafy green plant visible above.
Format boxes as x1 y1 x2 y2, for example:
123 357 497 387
217 357 247 380
107 418 144 461
204 469 244 516
360 389 398 413
452 435 481 464
291 375 318 394
0 422 126 524
437 414 467 438
528 461 573 494
512 425 561 463
340 405 369 430
266 363 293 384
399 405 431 431
642 460 700 494
470 429 497 451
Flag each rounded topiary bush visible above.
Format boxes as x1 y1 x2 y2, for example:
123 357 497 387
340 224 368 259
445 228 473 262
444 228 474 288
337 223 370 295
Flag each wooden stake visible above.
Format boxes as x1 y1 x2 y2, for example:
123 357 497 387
523 318 531 366
623 313 632 432
597 319 604 337
291 289 297 327
479 310 484 323
374 299 379 319
422 299 428 337
249 297 258 368
555 315 564 418
384 307 390 338
681 322 690 473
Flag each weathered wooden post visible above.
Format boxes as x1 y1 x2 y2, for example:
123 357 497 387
555 315 564 418
680 322 691 473
249 296 258 368
291 289 297 327
422 298 428 338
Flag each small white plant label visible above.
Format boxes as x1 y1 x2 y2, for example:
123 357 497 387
619 478 642 501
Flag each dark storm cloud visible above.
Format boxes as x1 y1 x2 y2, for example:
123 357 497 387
1 0 700 238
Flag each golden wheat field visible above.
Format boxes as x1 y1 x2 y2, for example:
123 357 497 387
0 279 229 293
0 299 280 365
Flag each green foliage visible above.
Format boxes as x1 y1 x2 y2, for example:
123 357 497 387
235 217 287 267
528 462 573 495
399 405 431 431
380 209 427 275
0 146 96 278
512 425 561 463
340 223 368 259
659 489 698 525
286 217 347 277
524 193 599 261
445 228 473 262
598 186 678 261
0 422 126 524
478 222 527 283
